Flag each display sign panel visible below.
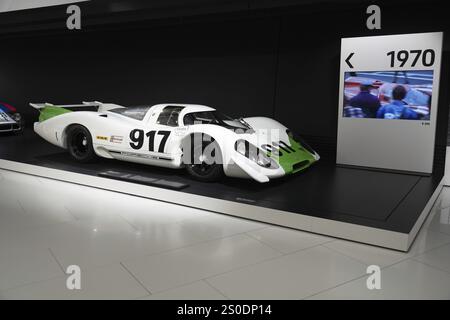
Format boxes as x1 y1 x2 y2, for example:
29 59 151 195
337 32 443 174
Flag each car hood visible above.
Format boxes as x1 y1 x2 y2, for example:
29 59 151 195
236 119 319 175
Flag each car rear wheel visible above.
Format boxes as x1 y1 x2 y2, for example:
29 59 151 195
185 139 224 182
67 125 97 163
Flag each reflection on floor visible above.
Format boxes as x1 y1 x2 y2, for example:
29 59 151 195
0 169 449 300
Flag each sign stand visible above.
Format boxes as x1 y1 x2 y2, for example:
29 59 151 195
337 32 443 174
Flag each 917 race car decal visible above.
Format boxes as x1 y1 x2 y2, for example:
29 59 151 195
130 129 171 153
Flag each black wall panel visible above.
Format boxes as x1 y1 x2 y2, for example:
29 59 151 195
275 17 340 137
0 17 279 121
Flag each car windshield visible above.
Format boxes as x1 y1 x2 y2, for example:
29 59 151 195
183 111 251 130
157 106 184 127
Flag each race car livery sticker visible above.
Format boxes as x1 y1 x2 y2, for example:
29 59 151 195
174 127 188 137
96 136 108 141
109 150 172 161
110 135 124 144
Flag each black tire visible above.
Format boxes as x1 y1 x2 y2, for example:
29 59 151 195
66 125 97 163
185 138 224 182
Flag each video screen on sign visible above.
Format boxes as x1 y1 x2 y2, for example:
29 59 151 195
343 70 433 120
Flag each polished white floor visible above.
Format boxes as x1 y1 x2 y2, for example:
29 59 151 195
0 169 449 300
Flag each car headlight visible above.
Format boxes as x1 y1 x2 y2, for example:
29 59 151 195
11 113 22 122
235 139 278 169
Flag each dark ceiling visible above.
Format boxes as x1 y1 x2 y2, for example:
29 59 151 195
0 0 444 38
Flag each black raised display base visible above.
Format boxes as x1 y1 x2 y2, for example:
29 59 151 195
97 170 189 190
0 129 443 251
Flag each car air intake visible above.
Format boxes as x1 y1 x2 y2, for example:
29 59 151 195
293 160 309 172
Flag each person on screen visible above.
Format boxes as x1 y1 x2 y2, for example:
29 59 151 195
376 85 419 120
348 80 381 118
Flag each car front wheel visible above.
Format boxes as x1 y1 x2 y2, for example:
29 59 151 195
185 140 224 182
67 125 97 163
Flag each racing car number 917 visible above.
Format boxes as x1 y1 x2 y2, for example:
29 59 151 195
130 129 171 153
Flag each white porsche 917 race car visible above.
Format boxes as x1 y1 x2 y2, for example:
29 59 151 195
30 102 319 183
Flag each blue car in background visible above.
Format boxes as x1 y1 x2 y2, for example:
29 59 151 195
0 102 24 133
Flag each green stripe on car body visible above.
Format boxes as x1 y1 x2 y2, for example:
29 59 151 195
39 106 72 122
270 136 317 175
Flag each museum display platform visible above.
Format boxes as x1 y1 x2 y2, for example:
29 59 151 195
0 129 444 251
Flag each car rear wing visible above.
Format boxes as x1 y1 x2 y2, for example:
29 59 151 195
30 101 103 110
